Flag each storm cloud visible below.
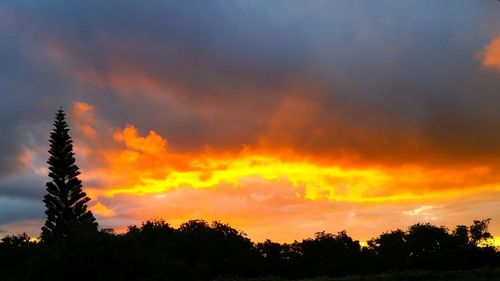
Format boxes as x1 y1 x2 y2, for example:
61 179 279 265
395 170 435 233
0 0 499 240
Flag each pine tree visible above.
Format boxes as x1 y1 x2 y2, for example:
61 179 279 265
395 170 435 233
41 107 97 241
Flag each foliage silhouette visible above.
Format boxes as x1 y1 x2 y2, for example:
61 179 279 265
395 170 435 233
368 229 409 269
0 219 499 281
470 219 493 246
41 108 97 241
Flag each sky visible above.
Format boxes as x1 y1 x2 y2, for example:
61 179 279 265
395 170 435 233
0 0 500 244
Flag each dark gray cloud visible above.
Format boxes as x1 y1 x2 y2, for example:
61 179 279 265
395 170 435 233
0 195 43 225
0 172 45 200
0 10 74 178
0 0 499 235
2 0 495 163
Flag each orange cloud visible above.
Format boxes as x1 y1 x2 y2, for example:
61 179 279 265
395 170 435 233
95 180 500 243
113 125 167 155
89 123 500 204
62 102 500 242
71 102 97 139
73 101 93 115
480 36 500 72
33 30 500 169
92 202 116 218
2 1 499 244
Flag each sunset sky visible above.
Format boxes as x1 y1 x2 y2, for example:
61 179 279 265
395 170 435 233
1 1 500 244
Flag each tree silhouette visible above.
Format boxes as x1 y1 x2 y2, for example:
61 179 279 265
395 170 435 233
41 107 97 241
469 218 492 246
368 229 409 269
0 217 499 280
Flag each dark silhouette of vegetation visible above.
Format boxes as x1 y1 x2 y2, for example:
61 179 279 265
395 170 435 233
41 108 97 241
0 108 498 280
0 219 498 281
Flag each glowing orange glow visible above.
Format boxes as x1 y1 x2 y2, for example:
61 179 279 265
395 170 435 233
103 150 500 203
71 102 97 139
92 202 116 217
73 102 93 115
480 36 500 71
493 237 500 248
1 2 499 247
66 103 500 242
106 154 391 201
83 124 500 207
113 126 167 155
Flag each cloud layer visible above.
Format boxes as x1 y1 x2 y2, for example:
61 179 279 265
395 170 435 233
0 0 499 242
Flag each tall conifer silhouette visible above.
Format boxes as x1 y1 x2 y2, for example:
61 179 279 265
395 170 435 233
41 107 97 241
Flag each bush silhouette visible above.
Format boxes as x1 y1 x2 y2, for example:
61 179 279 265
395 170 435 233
0 219 499 280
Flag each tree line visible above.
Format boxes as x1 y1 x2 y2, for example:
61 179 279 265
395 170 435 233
0 218 498 280
0 108 498 281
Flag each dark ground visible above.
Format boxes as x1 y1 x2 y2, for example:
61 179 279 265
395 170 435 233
216 268 500 281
